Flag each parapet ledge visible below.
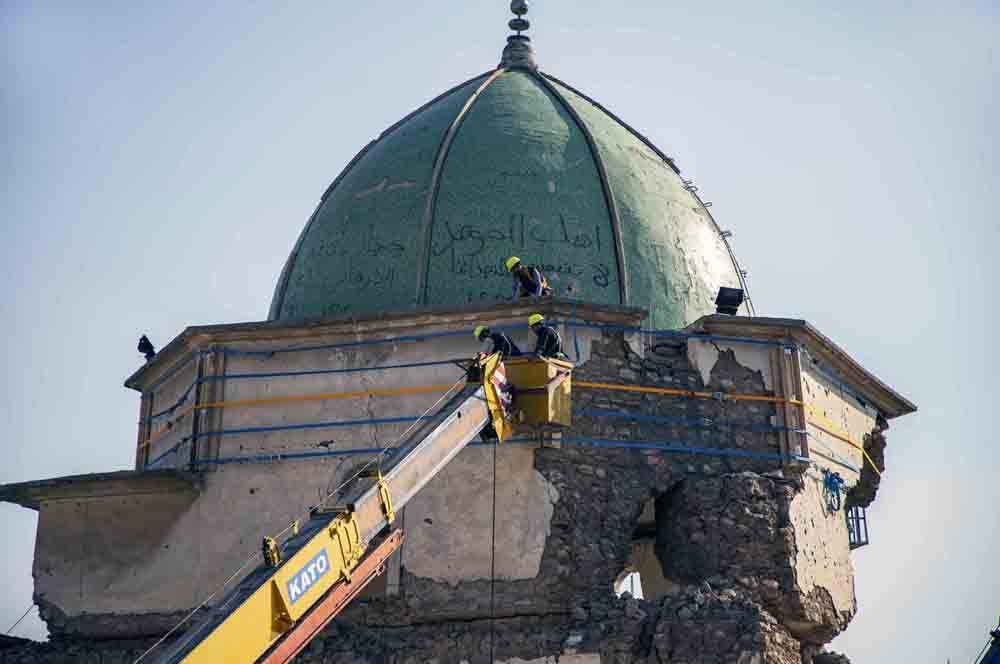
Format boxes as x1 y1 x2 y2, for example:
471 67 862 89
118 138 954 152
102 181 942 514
124 298 647 393
688 314 917 420
0 469 202 511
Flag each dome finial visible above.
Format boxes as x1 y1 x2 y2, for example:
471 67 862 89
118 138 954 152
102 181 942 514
500 0 536 69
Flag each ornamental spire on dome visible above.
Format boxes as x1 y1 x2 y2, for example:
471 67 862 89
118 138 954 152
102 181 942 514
499 0 537 69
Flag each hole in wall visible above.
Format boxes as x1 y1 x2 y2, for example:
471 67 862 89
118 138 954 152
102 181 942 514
616 494 679 601
615 568 644 598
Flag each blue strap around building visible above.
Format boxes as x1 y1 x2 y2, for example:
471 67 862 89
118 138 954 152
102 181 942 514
151 407 807 442
149 383 198 420
194 446 398 466
146 351 201 393
146 438 191 468
191 440 534 468
805 432 862 474
800 349 874 412
193 415 422 439
144 329 468 395
213 329 469 358
558 320 795 349
558 436 802 462
165 434 805 470
576 408 806 434
201 358 463 382
146 417 422 469
650 328 792 348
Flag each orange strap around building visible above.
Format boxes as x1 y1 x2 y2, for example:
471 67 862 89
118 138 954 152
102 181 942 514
803 405 883 477
575 380 804 406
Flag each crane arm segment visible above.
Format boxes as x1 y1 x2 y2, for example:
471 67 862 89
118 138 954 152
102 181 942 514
153 379 496 664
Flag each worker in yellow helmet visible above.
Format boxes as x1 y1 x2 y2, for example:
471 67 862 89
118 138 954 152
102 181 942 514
528 314 566 359
505 256 552 299
473 325 521 359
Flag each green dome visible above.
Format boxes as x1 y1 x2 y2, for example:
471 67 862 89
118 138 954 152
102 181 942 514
269 66 742 328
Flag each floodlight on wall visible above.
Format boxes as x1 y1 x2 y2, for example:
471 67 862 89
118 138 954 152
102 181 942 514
715 287 744 315
719 230 733 239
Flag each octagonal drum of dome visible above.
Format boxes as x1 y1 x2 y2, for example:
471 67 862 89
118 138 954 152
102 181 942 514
269 67 741 329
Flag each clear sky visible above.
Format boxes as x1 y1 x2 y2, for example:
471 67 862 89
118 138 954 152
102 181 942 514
2 1 996 661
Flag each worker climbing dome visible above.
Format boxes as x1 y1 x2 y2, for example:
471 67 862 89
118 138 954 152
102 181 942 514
268 3 745 329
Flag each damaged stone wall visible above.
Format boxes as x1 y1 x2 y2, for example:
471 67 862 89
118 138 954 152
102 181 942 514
5 329 880 664
658 470 854 644
846 417 887 509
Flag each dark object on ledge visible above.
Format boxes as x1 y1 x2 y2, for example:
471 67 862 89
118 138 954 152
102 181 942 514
138 334 156 361
715 287 745 315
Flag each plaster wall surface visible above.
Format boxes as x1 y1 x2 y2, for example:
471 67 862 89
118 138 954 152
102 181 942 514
402 443 559 582
687 338 774 392
143 360 197 467
788 467 856 620
34 491 197 624
147 335 481 468
33 461 349 637
32 443 564 636
801 362 876 485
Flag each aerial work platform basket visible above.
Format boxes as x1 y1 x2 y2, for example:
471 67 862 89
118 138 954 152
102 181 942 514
478 353 573 441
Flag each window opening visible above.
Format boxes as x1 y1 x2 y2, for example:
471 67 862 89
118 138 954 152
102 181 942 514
846 505 869 549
